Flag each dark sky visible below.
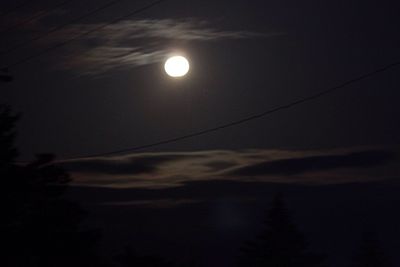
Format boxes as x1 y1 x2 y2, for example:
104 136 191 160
1 0 400 266
1 0 399 159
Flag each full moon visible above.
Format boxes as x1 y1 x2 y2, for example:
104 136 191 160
164 56 190 77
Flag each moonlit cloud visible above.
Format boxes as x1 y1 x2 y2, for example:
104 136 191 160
228 150 396 176
98 198 202 208
60 147 399 189
58 19 267 42
41 19 279 75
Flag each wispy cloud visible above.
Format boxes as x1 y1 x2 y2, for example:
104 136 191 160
85 19 265 41
42 19 278 75
98 198 202 208
60 147 399 189
228 150 396 176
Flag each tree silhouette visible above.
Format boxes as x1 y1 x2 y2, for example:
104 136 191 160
0 69 13 83
114 245 176 267
0 105 19 163
348 232 391 267
238 193 325 267
0 104 102 267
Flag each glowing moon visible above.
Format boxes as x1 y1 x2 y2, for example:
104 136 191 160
164 56 189 77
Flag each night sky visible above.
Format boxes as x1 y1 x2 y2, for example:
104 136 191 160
1 0 400 266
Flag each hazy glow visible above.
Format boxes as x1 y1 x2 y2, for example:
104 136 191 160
164 56 189 77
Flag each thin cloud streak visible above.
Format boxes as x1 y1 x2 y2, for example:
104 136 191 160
59 19 269 42
228 150 397 176
42 18 279 74
61 147 399 189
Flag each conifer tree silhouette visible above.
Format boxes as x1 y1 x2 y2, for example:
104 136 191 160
0 69 13 83
0 104 102 267
348 232 391 267
238 193 325 267
115 245 176 267
0 105 19 163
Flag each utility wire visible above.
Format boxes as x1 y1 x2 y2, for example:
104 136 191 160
0 0 75 35
0 0 126 57
58 60 400 161
3 0 168 69
1 1 31 17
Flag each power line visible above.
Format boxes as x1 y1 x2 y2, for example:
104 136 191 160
0 0 126 57
1 1 32 17
4 0 168 69
58 60 400 161
0 0 75 35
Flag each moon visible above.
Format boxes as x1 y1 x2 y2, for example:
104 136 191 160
164 56 190 77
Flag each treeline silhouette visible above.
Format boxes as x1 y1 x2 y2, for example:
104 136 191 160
0 104 392 267
1 105 102 266
238 194 391 267
238 194 325 267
